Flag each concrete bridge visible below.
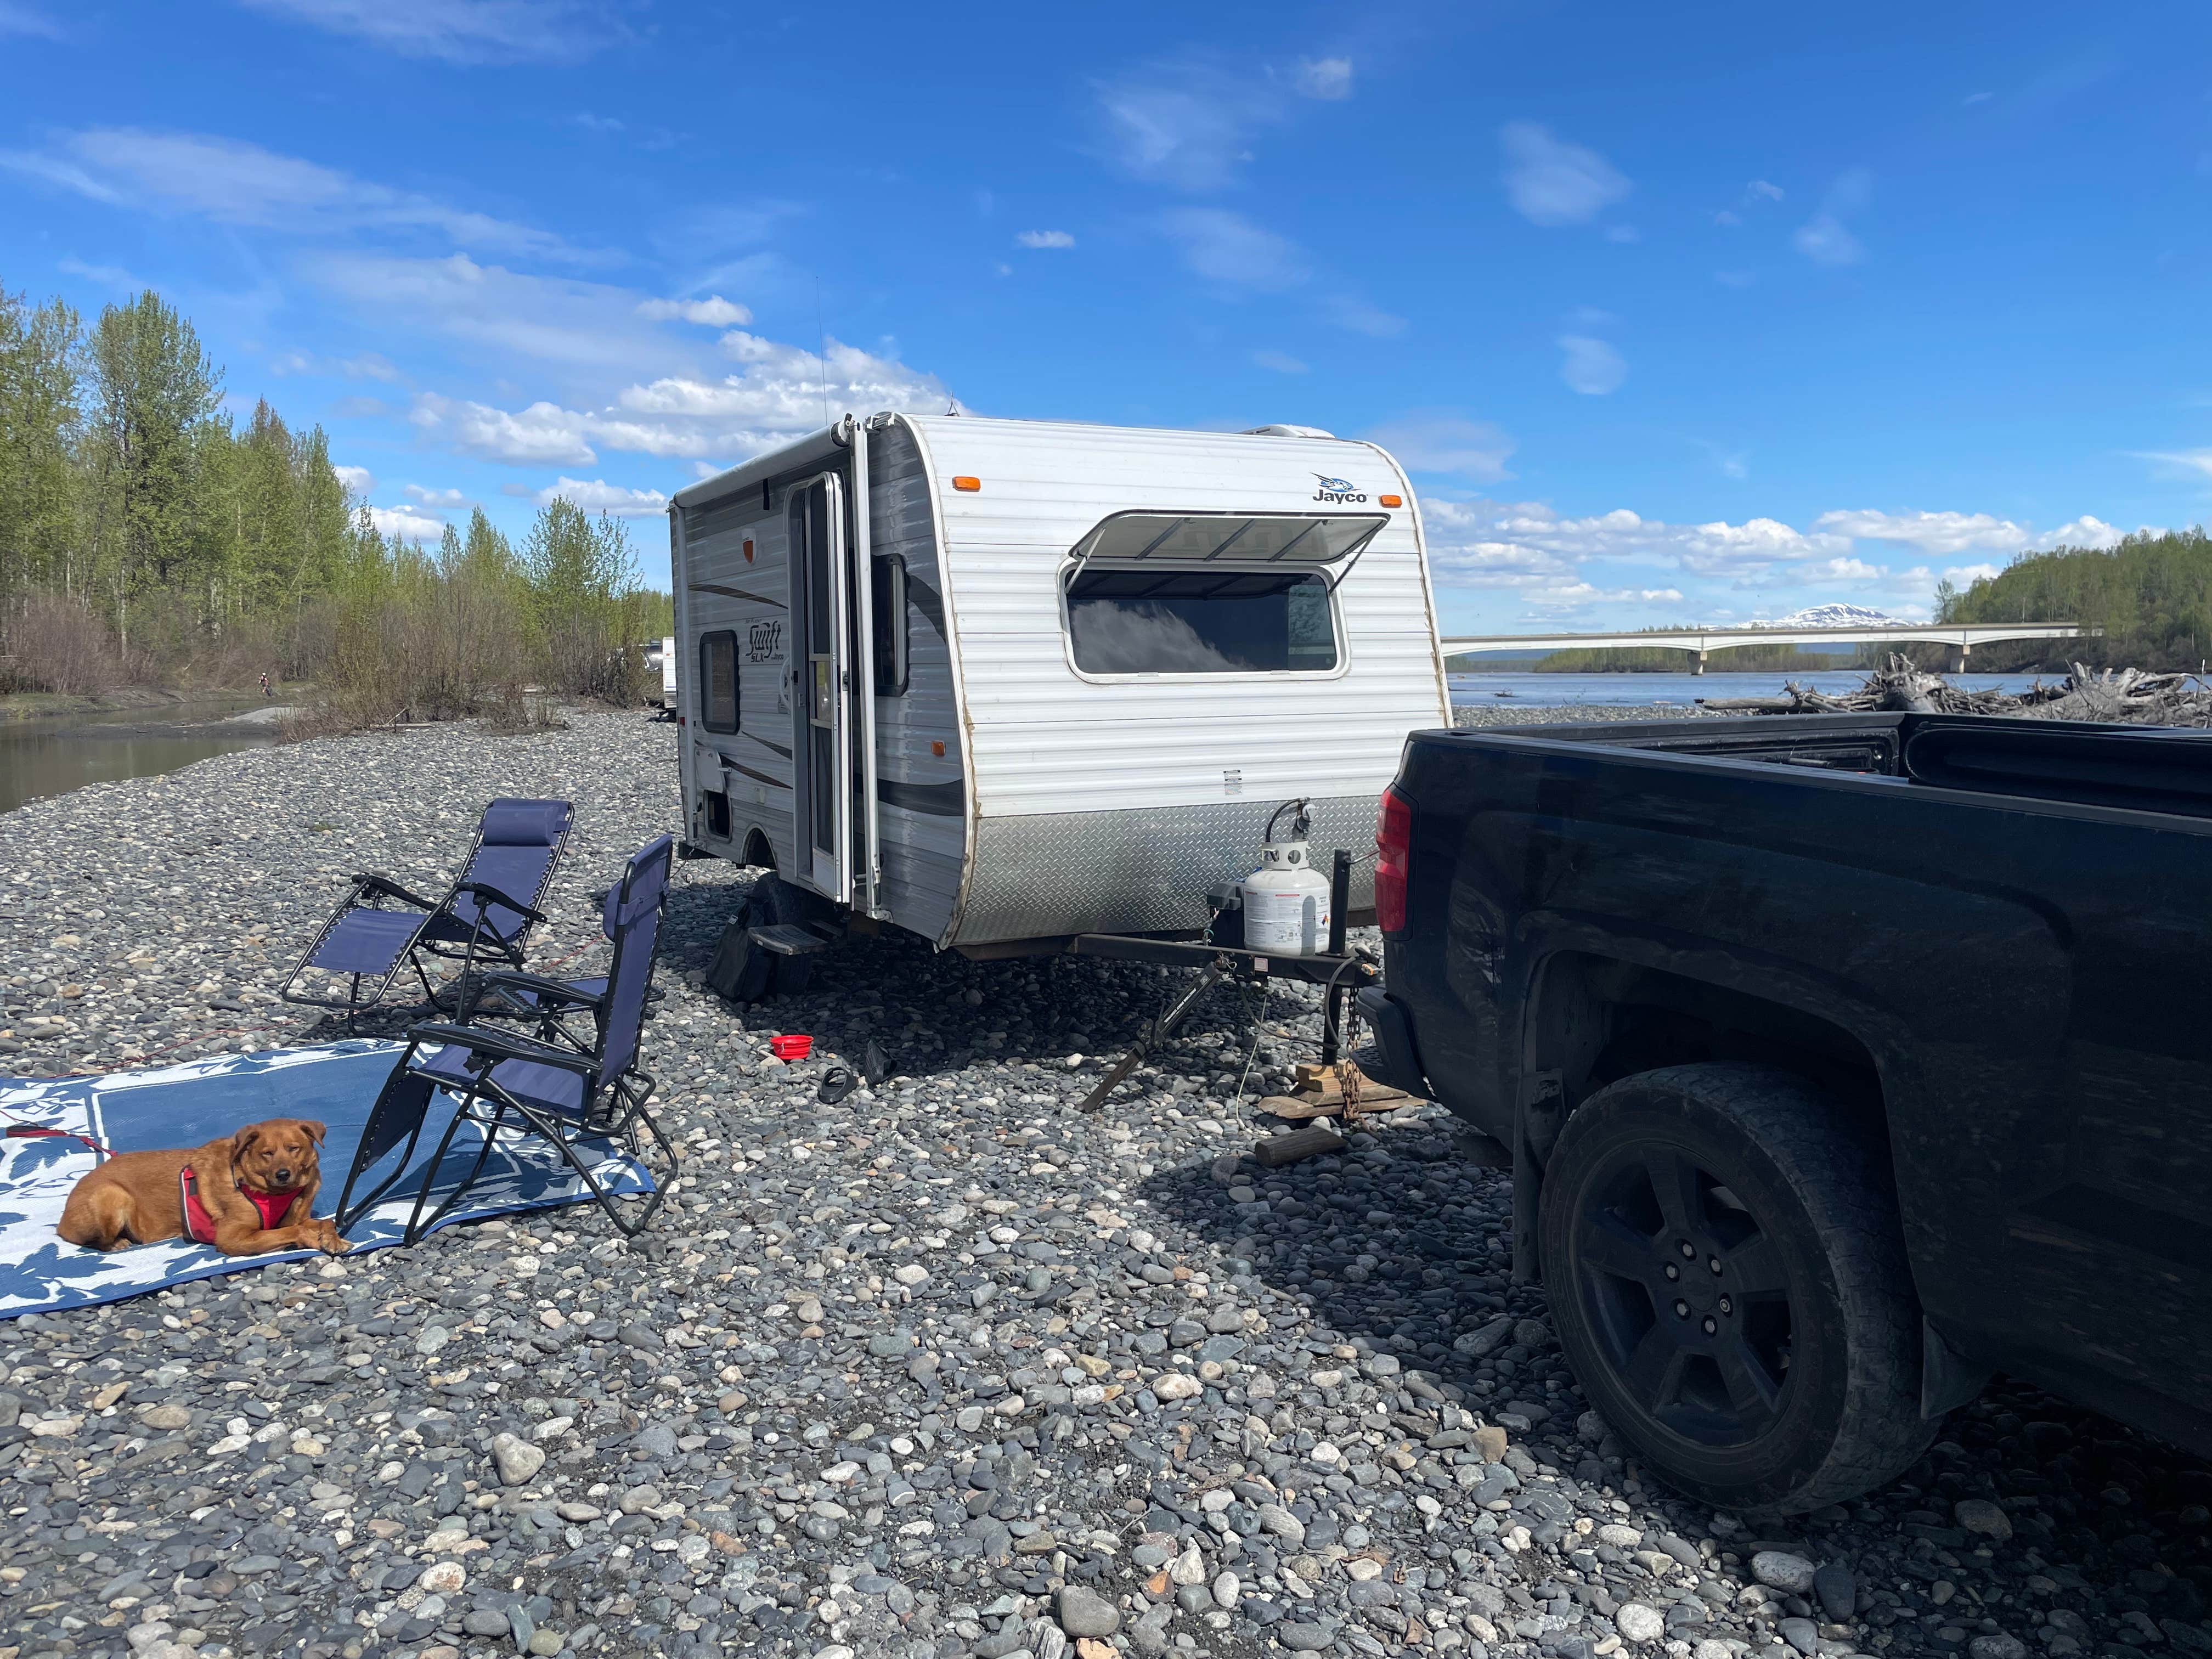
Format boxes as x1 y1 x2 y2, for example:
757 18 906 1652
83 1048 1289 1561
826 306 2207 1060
1439 620 2096 675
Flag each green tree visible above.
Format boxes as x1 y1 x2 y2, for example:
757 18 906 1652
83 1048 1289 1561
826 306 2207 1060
0 286 83 596
83 290 222 647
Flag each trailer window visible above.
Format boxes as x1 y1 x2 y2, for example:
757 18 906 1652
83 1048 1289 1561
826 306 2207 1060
1065 567 1339 675
872 555 909 697
700 630 738 732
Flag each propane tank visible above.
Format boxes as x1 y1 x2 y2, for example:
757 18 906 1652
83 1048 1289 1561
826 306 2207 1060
1241 799 1333 955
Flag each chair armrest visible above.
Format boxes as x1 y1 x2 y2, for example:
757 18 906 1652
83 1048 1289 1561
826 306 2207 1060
478 969 605 1007
452 880 549 925
407 1022 599 1075
352 871 439 910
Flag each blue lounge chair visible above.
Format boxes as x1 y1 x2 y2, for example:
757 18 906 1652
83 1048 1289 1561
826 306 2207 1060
282 799 574 1023
331 834 676 1244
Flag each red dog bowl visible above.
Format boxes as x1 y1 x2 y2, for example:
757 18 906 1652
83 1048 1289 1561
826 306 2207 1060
769 1034 812 1062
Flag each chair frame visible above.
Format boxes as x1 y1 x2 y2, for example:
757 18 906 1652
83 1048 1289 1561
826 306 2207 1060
281 802 571 1025
332 838 676 1244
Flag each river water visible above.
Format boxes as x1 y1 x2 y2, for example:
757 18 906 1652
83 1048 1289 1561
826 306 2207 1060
0 699 288 817
1448 669 2055 707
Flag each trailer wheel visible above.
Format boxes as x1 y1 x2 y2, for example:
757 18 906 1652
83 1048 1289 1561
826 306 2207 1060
1538 1062 1930 1514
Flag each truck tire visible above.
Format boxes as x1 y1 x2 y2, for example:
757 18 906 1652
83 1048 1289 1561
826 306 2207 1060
1538 1062 1931 1514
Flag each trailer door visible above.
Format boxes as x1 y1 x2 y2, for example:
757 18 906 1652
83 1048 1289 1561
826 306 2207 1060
789 473 853 902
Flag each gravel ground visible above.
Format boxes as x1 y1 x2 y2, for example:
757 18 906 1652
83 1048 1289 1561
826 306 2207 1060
2 710 2208 1659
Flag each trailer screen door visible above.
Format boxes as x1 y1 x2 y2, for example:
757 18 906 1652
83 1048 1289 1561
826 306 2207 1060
788 474 852 902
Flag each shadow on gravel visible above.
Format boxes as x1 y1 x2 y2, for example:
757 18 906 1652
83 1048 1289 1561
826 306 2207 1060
1135 1112 2212 1659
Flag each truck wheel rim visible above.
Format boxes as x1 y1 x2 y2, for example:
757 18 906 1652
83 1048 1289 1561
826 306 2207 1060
1571 1145 1795 1448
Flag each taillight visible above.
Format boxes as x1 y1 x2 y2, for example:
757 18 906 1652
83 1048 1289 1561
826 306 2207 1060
1375 784 1411 934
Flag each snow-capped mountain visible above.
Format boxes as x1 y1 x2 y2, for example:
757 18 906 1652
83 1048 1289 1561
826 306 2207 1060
1764 603 1903 629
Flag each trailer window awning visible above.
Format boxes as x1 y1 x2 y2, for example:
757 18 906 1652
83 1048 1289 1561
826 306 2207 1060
1069 510 1389 567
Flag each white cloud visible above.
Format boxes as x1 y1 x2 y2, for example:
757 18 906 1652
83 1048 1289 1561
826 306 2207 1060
332 464 375 494
411 396 599 466
234 0 629 64
636 295 752 326
1325 295 1407 337
1294 57 1353 100
1096 65 1276 191
2138 448 2212 479
535 477 669 516
1795 168 1871 266
1499 122 1630 228
0 2 63 38
269 348 402 381
1814 508 2131 555
1015 230 1076 249
1159 208 1308 291
1748 179 1784 201
1813 509 2030 554
1558 335 1627 396
1793 215 1864 266
368 505 446 544
306 253 686 384
1252 349 1308 374
411 332 948 466
1423 498 1849 591
1364 413 1517 483
5 129 592 262
404 484 470 507
1944 562 2004 585
1802 556 1885 583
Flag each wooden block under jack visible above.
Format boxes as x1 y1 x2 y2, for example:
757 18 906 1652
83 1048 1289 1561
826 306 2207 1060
1258 1090 1419 1121
1255 1125 1348 1166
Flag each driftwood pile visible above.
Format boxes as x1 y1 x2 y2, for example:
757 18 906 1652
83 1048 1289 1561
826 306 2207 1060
1700 656 2212 726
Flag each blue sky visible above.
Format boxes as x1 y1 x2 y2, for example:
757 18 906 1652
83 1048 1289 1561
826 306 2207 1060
3 1 2209 630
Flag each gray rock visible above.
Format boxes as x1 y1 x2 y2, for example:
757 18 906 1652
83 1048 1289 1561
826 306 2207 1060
1057 1585 1121 1637
490 1432 545 1485
1616 1604 1666 1643
1753 1551 1818 1594
1814 1561 1855 1622
1956 1499 2013 1541
1280 1623 1336 1653
1779 1617 1821 1656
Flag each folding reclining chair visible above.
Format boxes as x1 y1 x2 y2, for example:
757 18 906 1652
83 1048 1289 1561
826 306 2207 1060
332 834 676 1244
281 798 574 1024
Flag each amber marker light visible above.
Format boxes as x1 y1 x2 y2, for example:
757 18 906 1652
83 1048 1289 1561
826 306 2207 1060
1379 494 1403 508
952 476 981 492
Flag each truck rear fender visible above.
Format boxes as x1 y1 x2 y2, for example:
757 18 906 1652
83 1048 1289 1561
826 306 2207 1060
1510 940 1908 1283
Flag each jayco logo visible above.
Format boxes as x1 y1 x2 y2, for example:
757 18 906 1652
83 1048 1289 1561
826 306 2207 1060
1312 472 1368 504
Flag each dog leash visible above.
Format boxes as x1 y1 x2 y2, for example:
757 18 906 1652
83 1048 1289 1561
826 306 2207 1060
2 1118 115 1160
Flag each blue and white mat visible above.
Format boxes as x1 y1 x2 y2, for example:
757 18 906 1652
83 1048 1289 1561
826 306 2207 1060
0 1040 653 1319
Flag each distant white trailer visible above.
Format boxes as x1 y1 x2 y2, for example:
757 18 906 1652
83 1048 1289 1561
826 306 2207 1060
668 412 1448 973
657 634 676 708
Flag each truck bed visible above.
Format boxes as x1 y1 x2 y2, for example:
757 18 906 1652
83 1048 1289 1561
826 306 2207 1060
1463 710 2212 821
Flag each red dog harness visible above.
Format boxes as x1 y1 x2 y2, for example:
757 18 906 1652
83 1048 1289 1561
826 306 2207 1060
179 1166 293 1243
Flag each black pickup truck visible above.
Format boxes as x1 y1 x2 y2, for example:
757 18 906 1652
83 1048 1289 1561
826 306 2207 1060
1356 712 2212 1514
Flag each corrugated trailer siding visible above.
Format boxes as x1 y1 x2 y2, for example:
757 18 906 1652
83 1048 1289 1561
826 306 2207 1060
867 424 967 944
913 416 1446 823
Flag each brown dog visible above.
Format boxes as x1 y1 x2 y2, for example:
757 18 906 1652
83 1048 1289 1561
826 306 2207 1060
57 1118 350 1256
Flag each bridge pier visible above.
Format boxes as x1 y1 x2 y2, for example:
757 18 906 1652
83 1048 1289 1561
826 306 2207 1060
1945 641 1969 675
1695 650 1706 676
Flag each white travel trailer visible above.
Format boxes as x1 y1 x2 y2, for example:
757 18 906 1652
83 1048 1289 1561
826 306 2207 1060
668 412 1449 983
